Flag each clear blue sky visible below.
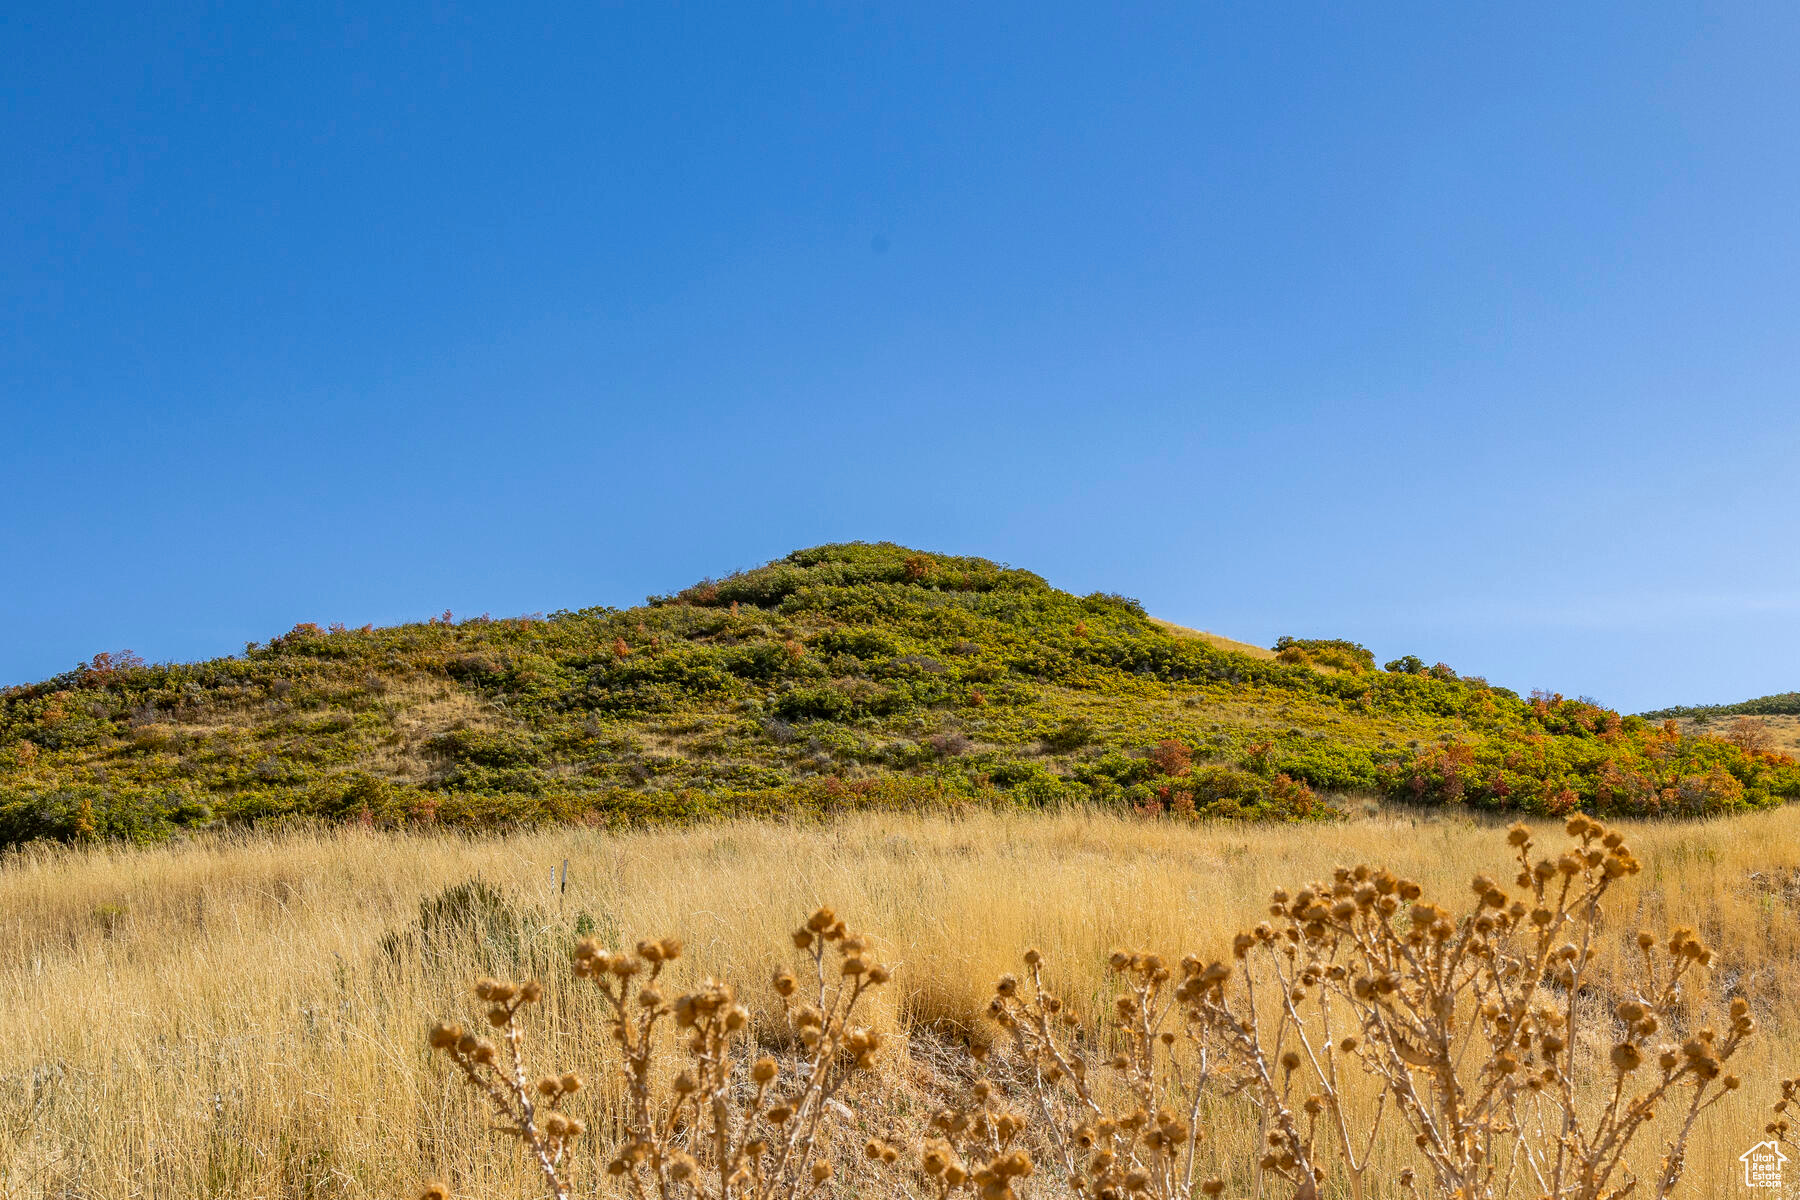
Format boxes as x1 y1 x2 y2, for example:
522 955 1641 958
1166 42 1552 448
5 4 1798 712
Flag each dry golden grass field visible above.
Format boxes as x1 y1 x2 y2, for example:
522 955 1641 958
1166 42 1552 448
1147 619 1280 662
6 805 1800 1199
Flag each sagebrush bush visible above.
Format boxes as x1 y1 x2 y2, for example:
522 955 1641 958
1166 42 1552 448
381 876 540 974
426 818 1777 1199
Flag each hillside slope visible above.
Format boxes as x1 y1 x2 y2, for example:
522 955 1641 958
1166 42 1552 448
3 543 1796 845
1643 691 1800 719
1640 693 1800 761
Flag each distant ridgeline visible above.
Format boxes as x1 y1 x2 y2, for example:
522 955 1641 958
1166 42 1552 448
1641 693 1800 720
3 543 1797 847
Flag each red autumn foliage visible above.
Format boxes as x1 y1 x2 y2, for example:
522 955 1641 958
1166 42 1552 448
1148 738 1192 776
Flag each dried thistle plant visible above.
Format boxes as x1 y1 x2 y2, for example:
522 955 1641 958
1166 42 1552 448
424 905 890 1200
1769 1075 1800 1153
978 816 1757 1200
424 820 1768 1200
424 977 582 1200
982 945 1225 1200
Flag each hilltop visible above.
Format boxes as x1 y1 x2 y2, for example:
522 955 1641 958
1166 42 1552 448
2 542 1796 846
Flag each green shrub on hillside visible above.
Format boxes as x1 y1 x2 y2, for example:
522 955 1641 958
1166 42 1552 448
1274 636 1377 673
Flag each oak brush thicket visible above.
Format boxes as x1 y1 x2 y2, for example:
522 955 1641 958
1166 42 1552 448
426 818 1791 1199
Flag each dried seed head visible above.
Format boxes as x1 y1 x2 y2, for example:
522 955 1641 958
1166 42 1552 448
672 994 697 1028
428 1021 461 1049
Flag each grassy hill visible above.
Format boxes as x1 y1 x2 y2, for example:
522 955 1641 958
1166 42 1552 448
1643 691 1800 719
3 542 1796 846
1640 692 1800 761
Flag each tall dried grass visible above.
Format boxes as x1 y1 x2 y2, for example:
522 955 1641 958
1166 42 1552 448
5 805 1800 1197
